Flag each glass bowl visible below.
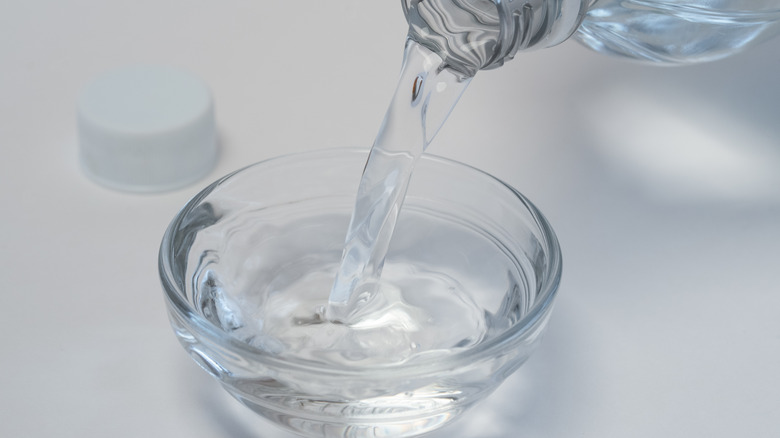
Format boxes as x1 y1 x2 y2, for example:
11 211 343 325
159 148 562 437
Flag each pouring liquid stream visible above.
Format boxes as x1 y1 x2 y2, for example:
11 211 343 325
326 41 472 323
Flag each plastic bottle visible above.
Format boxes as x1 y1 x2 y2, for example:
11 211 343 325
403 0 780 77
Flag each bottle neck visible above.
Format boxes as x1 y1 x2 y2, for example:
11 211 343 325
492 0 589 66
403 0 589 76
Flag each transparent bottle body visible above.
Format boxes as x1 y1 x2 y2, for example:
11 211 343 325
576 0 780 64
403 0 780 75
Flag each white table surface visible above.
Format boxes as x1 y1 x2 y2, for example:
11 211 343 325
2 2 779 437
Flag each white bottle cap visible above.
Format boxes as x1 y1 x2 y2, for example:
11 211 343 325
77 65 218 192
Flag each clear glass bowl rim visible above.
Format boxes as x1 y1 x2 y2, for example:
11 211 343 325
159 148 562 379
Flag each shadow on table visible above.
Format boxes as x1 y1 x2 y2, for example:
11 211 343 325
428 295 592 438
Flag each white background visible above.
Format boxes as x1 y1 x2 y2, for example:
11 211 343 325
1 1 779 437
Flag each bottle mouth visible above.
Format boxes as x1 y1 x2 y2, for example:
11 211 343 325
402 0 588 75
402 0 503 77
